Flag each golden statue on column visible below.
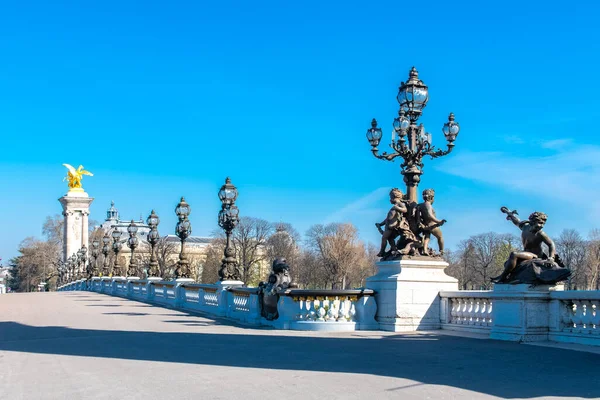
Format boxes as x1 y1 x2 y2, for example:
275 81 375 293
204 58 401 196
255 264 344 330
63 164 93 192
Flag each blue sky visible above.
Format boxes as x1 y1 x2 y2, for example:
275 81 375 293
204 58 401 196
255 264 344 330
1 1 600 262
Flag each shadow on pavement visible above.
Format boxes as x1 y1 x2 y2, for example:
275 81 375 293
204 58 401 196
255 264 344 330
0 321 598 399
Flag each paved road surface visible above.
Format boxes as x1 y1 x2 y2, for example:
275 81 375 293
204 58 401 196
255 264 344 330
1 292 599 399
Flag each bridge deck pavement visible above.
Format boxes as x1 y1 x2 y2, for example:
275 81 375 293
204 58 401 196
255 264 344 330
0 292 598 400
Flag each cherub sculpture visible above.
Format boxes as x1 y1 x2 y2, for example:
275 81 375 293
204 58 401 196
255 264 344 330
491 207 571 285
417 189 446 255
375 188 419 258
258 258 297 320
63 164 93 190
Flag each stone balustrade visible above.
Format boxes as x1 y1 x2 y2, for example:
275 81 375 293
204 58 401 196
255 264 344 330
549 291 600 346
440 291 493 333
58 279 376 331
57 278 600 347
269 289 378 331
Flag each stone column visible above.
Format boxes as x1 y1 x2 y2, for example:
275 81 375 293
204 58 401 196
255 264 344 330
81 210 90 251
59 190 94 263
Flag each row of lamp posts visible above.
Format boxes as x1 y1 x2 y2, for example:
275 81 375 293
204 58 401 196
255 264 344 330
60 177 241 285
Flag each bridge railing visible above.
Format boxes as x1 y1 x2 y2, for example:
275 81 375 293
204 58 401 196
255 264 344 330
57 278 600 346
57 278 377 331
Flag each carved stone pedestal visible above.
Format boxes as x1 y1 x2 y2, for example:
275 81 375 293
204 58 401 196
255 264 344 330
490 283 564 342
366 258 458 332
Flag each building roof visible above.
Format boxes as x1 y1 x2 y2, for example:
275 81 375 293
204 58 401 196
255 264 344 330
164 235 212 244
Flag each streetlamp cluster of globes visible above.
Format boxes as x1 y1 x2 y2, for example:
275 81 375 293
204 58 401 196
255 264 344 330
58 178 241 285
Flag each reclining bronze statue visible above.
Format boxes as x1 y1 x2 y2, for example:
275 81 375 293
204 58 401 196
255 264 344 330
490 207 571 285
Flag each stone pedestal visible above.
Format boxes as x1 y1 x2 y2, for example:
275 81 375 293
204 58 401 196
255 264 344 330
365 258 458 332
59 190 94 263
490 284 563 342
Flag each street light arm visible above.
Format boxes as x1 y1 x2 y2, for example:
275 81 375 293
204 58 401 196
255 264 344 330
423 143 455 159
371 147 402 161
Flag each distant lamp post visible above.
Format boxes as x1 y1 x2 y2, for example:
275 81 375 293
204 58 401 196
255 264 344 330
146 210 161 278
174 197 192 279
70 254 77 280
63 260 70 284
79 246 88 280
218 177 241 282
111 229 123 277
367 67 460 204
126 220 139 277
101 232 111 276
91 239 100 277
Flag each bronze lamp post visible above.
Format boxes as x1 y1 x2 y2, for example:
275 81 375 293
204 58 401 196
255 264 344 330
366 67 460 204
91 239 100 277
111 229 123 276
101 232 111 276
146 210 161 278
126 220 139 277
174 197 192 279
218 177 241 282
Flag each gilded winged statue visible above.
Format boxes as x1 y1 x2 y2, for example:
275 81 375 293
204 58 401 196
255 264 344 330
63 164 93 190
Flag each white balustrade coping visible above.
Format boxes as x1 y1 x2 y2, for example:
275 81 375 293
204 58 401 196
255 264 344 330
550 291 600 300
440 291 492 298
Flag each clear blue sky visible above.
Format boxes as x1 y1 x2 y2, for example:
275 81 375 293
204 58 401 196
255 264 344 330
1 1 600 263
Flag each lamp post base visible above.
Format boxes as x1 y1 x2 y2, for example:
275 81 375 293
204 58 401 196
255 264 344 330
366 257 458 332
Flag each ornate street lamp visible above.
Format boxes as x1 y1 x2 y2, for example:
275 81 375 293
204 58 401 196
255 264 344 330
69 254 77 280
367 67 460 204
111 229 123 277
146 210 161 278
91 239 100 277
101 232 111 276
174 197 192 279
126 220 139 277
218 177 241 281
78 246 87 280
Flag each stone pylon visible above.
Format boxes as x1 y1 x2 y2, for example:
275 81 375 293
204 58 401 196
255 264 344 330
59 189 94 263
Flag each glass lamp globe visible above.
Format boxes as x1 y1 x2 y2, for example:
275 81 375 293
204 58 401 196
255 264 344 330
127 220 138 236
111 229 122 241
366 119 382 147
218 177 238 205
397 67 429 118
147 210 160 227
442 113 460 142
175 197 191 218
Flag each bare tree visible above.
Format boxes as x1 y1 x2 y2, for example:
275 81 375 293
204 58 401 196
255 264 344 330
305 223 364 289
200 238 225 284
466 232 517 289
446 240 478 290
232 217 273 285
155 236 179 279
583 229 600 290
556 229 586 289
295 249 331 289
265 223 300 279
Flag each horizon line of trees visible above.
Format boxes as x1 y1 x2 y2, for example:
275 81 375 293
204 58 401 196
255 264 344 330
7 215 600 292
